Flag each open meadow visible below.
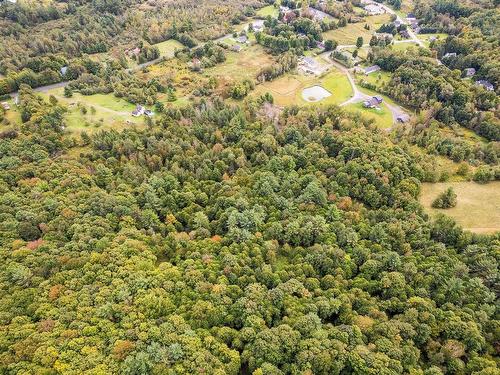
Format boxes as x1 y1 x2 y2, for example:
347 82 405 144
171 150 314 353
322 14 391 45
205 45 274 82
256 5 279 18
154 40 185 58
420 181 500 233
42 89 143 133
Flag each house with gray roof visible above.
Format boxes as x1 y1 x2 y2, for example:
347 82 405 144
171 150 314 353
364 65 381 75
475 80 494 91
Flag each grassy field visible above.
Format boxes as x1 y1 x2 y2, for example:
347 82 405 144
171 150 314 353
42 89 142 133
420 181 500 233
344 101 394 129
253 67 353 106
417 33 448 47
1 98 22 131
256 5 279 18
154 40 184 58
323 14 391 45
206 45 274 81
342 46 370 60
356 70 392 88
391 41 421 52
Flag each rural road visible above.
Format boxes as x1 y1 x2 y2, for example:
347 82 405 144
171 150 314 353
318 51 408 123
9 58 164 98
319 53 371 106
376 2 425 47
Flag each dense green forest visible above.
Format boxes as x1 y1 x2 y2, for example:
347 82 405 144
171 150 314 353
0 86 499 374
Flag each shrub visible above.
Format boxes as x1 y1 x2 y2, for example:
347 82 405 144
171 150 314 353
432 187 457 208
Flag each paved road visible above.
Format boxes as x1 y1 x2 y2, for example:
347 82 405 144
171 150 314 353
319 52 371 106
376 2 425 47
318 51 408 124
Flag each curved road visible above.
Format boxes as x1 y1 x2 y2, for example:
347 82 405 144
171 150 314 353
319 51 408 124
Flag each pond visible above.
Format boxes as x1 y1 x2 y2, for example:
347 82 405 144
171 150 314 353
302 85 332 102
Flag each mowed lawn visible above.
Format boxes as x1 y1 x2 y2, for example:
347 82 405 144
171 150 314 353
420 181 500 233
253 67 353 106
356 70 392 88
323 14 391 45
154 40 185 58
344 101 393 129
256 5 279 18
417 33 448 47
391 41 421 52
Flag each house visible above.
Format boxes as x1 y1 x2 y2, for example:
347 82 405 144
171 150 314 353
400 30 410 39
373 95 383 104
464 68 476 77
406 13 416 21
364 4 384 15
397 114 410 123
475 80 494 91
363 97 382 109
190 58 202 71
251 20 265 32
409 20 418 28
364 65 381 75
231 44 242 52
144 109 154 117
60 66 68 76
132 105 145 117
308 8 333 21
298 56 321 75
443 52 457 59
237 35 248 44
1 102 10 110
316 41 325 50
283 10 297 23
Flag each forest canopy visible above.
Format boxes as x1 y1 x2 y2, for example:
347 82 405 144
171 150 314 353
0 87 499 374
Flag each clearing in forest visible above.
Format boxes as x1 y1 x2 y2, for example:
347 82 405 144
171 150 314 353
206 45 274 81
343 101 393 129
420 181 500 233
41 89 142 132
322 14 391 45
154 40 185 58
254 68 353 106
256 5 279 18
